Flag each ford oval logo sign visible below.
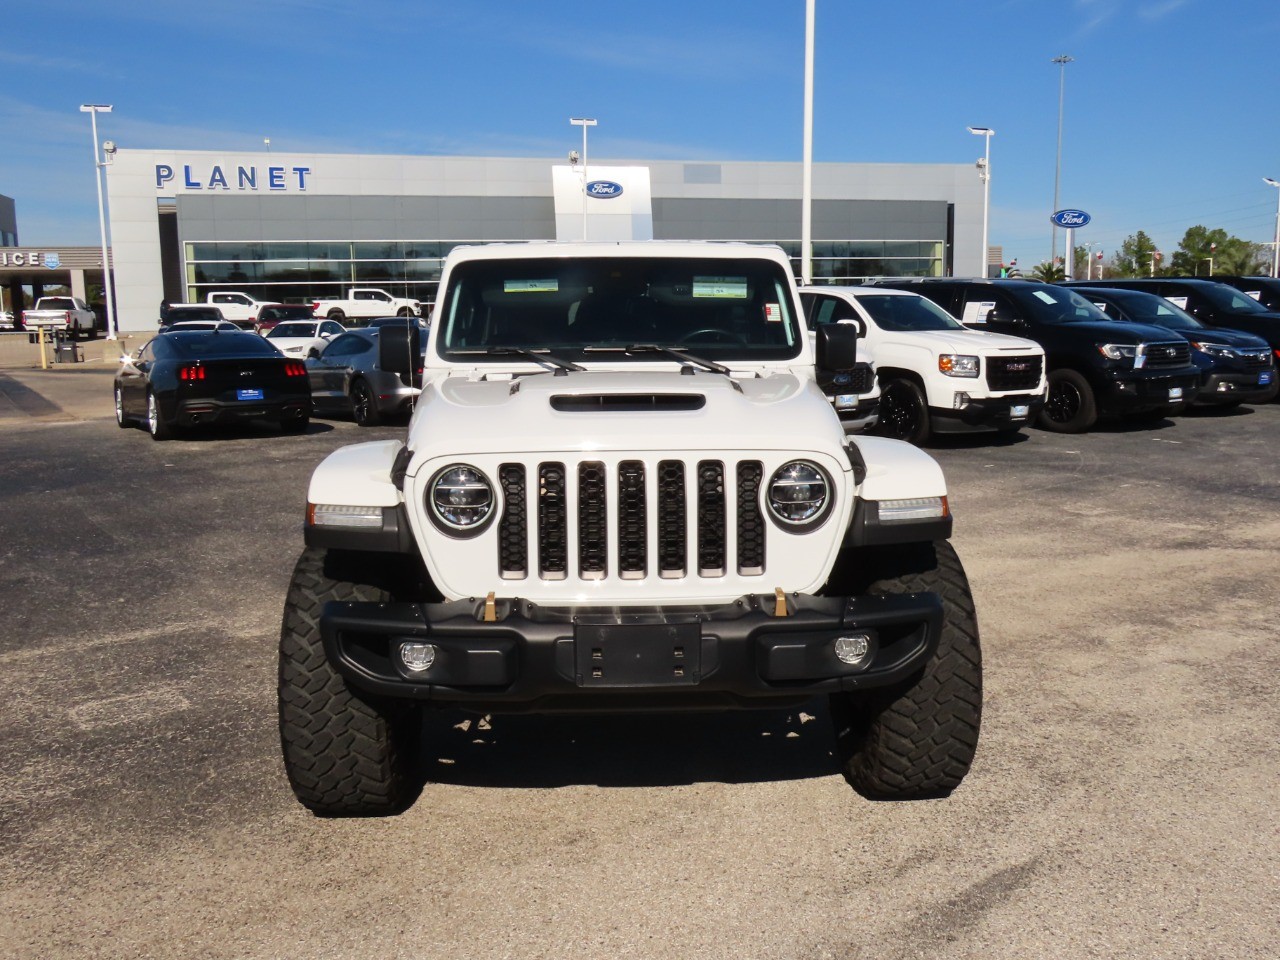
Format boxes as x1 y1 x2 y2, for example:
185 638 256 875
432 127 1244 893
1051 209 1091 227
586 180 624 199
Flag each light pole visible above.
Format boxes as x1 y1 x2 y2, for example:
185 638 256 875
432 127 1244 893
1265 178 1280 278
968 127 994 278
570 118 597 241
801 0 815 284
1082 241 1100 279
1050 54 1074 266
80 104 117 340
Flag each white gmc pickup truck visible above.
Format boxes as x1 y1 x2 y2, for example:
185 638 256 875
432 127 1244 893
278 241 983 817
312 288 422 324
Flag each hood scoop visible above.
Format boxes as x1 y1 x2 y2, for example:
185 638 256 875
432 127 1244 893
550 393 706 412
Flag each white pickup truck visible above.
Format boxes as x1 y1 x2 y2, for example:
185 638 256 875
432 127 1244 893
21 297 98 339
800 285 1047 444
311 287 422 324
173 292 279 329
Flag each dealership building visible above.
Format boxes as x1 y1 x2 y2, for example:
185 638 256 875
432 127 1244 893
102 149 985 332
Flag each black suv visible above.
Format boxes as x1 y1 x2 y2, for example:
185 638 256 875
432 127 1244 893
1064 286 1277 407
871 279 1201 432
1069 278 1280 360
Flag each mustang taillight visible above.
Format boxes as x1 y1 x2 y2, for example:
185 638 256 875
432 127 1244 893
284 361 307 377
178 364 206 381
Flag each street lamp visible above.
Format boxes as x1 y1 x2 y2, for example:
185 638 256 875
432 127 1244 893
570 118 597 241
1265 178 1280 278
1082 241 1101 279
800 0 815 284
79 104 117 340
968 127 994 277
1050 54 1074 266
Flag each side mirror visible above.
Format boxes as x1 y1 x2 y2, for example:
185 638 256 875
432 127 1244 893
321 332 334 340
815 322 860 371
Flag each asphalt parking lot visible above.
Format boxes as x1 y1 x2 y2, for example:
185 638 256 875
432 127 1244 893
1 368 1276 960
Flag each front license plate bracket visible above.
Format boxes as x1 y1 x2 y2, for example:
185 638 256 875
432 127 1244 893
574 622 702 687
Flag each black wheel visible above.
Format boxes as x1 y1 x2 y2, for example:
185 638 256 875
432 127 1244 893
307 348 320 359
876 378 931 445
1038 368 1097 433
278 548 421 816
146 390 176 441
114 385 130 428
327 309 346 323
397 307 413 318
350 379 382 426
280 414 310 434
829 540 982 799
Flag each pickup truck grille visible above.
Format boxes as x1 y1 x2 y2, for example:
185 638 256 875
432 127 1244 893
1144 341 1191 368
1239 349 1272 371
846 363 875 394
985 355 1043 392
497 458 767 582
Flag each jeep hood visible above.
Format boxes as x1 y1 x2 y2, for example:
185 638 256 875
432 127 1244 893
406 371 847 463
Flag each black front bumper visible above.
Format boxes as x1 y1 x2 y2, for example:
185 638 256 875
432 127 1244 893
930 393 1044 433
1196 370 1278 405
320 592 943 713
1097 368 1200 414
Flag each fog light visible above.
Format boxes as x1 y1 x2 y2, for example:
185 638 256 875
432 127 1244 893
834 634 871 666
1217 382 1232 392
953 391 970 409
399 641 437 672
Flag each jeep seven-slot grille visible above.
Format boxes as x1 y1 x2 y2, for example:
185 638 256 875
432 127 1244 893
985 355 1043 391
501 460 769 583
1144 341 1191 367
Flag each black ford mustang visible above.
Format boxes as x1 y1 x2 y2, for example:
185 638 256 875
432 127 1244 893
114 330 312 440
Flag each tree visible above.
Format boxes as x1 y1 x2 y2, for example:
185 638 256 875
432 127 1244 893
1111 231 1160 278
1170 225 1267 277
1030 262 1066 282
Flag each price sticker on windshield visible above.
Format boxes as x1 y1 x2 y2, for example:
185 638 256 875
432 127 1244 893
504 279 559 294
692 276 748 299
765 303 782 323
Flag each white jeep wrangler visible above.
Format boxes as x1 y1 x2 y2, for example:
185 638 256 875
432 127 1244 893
279 242 982 815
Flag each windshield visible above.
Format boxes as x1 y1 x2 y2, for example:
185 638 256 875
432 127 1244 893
1103 293 1202 331
269 322 317 338
1007 285 1110 323
852 293 964 332
1198 283 1269 314
260 306 314 321
438 256 802 363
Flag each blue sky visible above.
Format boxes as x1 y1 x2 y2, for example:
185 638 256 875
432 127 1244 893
4 0 1280 267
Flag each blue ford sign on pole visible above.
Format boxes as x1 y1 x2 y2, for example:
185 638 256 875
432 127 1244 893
1051 209 1091 278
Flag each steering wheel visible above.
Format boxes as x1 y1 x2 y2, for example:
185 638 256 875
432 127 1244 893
682 327 747 345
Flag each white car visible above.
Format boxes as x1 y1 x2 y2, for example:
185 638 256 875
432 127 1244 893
266 319 346 358
800 285 1047 444
277 241 983 817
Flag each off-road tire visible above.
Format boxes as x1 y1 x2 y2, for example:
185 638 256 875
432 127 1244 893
327 309 346 323
1038 368 1097 433
876 377 931 445
829 540 982 799
278 548 421 816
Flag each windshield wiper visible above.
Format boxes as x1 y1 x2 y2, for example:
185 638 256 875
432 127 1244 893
452 346 585 376
583 343 730 376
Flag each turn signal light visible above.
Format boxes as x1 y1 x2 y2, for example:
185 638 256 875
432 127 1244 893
178 364 206 381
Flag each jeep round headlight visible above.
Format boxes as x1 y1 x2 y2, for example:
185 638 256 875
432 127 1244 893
428 464 495 535
767 461 832 529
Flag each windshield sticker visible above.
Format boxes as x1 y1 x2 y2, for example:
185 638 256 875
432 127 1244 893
692 276 749 299
962 301 993 324
765 303 782 323
504 279 559 294
1245 290 1262 300
1165 296 1188 309
1032 290 1058 304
